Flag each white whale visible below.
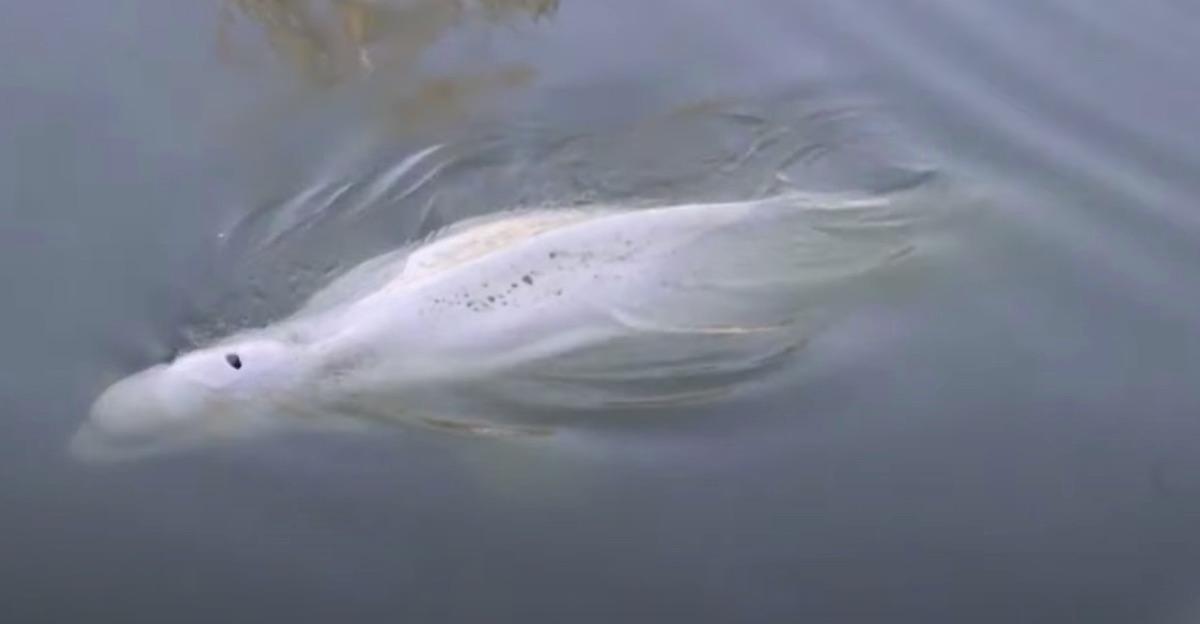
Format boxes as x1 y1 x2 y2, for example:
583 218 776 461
72 190 932 460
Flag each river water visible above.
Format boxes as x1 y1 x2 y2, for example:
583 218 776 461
3 1 1200 622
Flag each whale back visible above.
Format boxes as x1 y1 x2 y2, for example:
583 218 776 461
294 209 602 320
367 189 940 416
401 209 600 283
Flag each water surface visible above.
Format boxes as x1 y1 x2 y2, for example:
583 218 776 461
3 1 1200 622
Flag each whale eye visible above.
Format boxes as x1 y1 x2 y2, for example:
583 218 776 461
225 353 242 370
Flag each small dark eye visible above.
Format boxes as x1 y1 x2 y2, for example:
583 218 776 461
225 353 242 370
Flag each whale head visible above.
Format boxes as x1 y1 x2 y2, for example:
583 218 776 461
72 336 310 461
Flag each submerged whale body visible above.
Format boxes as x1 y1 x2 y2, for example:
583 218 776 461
73 190 934 460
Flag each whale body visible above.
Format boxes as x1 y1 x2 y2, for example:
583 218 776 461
73 190 931 460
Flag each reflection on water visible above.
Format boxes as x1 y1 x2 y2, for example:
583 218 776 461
219 0 558 129
220 0 558 82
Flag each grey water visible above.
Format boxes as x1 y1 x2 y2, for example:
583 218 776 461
3 1 1200 622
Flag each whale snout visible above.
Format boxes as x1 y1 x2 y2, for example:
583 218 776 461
71 365 209 462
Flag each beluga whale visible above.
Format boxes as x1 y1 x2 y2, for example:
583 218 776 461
73 189 936 460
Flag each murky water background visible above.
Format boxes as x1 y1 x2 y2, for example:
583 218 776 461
3 1 1200 622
